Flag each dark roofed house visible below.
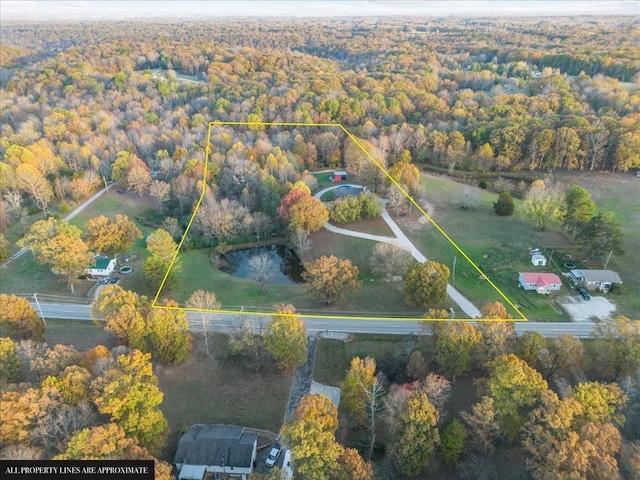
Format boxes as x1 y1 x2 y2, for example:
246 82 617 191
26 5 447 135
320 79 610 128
174 424 258 480
570 269 622 292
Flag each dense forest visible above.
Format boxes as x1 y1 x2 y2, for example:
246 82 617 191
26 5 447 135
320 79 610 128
1 17 639 232
1 15 640 480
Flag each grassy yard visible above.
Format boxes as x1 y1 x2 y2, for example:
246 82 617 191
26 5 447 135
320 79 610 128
164 240 426 318
43 319 118 351
405 171 640 321
313 334 416 386
1 190 156 299
406 175 579 320
157 333 293 462
552 170 640 319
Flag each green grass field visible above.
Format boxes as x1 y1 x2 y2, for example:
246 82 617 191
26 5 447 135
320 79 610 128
552 171 640 318
1 190 155 299
164 235 426 318
410 172 639 320
313 334 414 386
157 333 292 461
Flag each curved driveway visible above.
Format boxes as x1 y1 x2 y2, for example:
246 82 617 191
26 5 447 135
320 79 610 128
315 185 481 318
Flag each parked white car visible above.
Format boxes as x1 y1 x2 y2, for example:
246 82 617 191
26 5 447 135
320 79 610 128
265 443 282 468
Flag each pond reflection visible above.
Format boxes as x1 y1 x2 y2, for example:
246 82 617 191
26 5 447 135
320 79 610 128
218 245 305 284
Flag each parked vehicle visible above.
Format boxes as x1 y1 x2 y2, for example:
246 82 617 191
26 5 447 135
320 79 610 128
265 443 282 468
110 276 120 284
100 277 111 284
577 286 591 300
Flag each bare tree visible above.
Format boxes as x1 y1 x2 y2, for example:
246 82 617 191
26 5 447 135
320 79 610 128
370 243 414 280
416 373 451 419
149 180 170 215
454 186 481 210
186 290 221 356
250 212 273 242
387 184 408 215
360 373 386 460
289 227 311 259
228 316 267 372
248 252 274 293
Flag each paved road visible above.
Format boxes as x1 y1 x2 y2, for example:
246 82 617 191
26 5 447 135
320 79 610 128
1 183 113 268
34 302 597 338
315 185 481 318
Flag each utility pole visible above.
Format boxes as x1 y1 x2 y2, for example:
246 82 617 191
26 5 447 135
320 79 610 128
603 250 613 269
33 293 46 325
103 176 109 193
452 255 457 287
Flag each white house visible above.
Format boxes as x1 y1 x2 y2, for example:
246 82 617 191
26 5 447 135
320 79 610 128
570 269 622 292
518 272 563 294
174 425 258 480
531 254 547 267
88 255 116 276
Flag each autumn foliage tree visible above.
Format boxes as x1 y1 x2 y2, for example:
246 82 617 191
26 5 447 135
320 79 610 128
17 218 94 292
403 261 450 308
0 337 23 383
487 353 548 439
147 300 192 365
392 391 440 477
0 294 45 341
84 214 142 256
285 392 371 480
263 304 307 372
435 322 481 381
90 350 168 454
522 390 624 480
142 228 180 289
293 394 339 435
341 356 377 427
302 255 362 305
92 286 150 351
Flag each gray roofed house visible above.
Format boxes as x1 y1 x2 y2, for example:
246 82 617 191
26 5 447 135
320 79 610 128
569 269 622 292
174 424 258 480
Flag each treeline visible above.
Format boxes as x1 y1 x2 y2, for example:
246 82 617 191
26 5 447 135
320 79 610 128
1 17 639 244
326 316 640 479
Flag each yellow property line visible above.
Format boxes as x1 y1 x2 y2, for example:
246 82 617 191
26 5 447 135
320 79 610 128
151 121 527 322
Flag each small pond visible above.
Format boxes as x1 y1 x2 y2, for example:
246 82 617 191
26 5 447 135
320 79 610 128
217 245 305 284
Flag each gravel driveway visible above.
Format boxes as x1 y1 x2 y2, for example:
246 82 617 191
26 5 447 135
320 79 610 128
562 295 617 322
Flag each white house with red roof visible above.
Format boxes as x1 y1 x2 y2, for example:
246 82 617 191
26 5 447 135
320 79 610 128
518 272 563 294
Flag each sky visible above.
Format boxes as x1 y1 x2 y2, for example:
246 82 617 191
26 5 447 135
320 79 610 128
1 0 637 21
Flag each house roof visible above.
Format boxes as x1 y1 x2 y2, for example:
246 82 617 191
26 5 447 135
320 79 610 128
92 255 114 270
174 424 257 468
178 465 206 480
572 269 622 284
520 272 562 286
333 171 348 176
531 254 546 261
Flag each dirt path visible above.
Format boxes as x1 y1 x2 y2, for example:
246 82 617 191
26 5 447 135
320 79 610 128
315 185 481 318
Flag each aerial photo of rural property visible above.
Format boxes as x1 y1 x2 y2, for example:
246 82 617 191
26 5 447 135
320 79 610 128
0 1 638 479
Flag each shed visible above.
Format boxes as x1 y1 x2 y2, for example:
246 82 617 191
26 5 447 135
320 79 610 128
531 254 547 267
331 171 348 182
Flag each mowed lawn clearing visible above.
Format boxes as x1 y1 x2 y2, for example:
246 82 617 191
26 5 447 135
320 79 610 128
407 175 573 320
157 333 293 462
552 170 640 319
166 231 426 318
2 191 156 299
313 334 414 386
